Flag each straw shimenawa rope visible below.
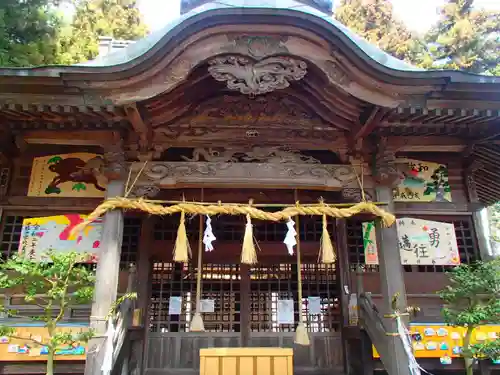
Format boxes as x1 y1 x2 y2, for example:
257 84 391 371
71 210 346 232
70 197 396 236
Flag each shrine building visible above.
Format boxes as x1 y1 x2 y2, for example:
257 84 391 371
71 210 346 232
0 1 499 375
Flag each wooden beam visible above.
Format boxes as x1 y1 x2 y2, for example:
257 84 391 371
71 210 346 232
21 130 115 146
124 103 150 151
386 136 467 152
354 106 386 140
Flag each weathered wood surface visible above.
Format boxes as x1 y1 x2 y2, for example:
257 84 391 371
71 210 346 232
145 332 343 374
0 361 84 374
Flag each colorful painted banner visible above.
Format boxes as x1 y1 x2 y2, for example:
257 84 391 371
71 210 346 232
18 215 102 261
393 159 451 202
373 324 500 360
362 222 379 265
362 218 460 266
0 324 88 361
28 153 107 197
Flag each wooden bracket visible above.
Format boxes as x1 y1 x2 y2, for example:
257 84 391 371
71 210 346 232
124 104 151 153
353 106 388 141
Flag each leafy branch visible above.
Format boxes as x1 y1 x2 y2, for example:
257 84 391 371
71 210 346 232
438 259 500 375
0 251 96 375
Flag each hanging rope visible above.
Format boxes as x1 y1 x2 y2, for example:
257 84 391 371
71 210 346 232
318 199 336 264
190 189 205 332
294 192 310 346
173 209 190 263
70 198 395 236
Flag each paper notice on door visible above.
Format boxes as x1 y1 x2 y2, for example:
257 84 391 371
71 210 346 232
277 299 294 324
168 296 182 315
308 296 321 315
201 299 215 313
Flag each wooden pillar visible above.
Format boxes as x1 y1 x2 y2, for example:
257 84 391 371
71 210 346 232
136 217 154 375
85 180 126 375
240 264 250 347
85 141 127 375
374 186 410 375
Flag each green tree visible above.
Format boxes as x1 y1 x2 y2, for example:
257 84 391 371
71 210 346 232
0 0 65 67
423 0 500 74
335 0 424 62
61 0 148 63
438 259 500 375
0 251 96 375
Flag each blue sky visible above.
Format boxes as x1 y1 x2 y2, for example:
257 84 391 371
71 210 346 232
137 0 500 34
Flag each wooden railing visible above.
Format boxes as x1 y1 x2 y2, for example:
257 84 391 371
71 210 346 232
145 331 344 375
356 274 412 375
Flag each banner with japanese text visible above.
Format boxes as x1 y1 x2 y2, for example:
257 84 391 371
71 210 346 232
362 222 379 265
18 215 102 261
362 218 460 266
393 158 451 202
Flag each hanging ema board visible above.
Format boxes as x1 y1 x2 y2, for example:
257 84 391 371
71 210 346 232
0 324 88 361
362 218 460 266
18 215 102 261
393 159 451 202
373 324 500 361
27 153 107 198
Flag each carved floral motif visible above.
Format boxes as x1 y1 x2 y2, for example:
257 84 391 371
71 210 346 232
208 55 307 96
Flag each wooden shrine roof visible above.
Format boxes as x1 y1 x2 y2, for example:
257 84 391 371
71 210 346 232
0 1 499 204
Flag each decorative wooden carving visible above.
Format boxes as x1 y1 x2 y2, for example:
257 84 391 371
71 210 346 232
136 161 357 190
371 138 404 187
342 188 373 202
181 146 320 164
156 94 322 129
129 185 160 199
372 150 404 188
103 140 127 179
208 56 307 96
221 35 289 60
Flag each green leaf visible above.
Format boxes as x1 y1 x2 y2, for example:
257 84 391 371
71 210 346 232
47 156 62 165
72 183 87 192
423 187 434 195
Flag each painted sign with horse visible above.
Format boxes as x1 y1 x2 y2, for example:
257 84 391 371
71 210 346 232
27 153 107 197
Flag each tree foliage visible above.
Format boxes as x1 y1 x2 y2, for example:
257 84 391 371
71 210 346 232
0 251 95 375
335 0 422 62
423 0 500 74
335 0 500 75
0 0 148 67
438 259 500 375
0 0 64 67
60 0 148 64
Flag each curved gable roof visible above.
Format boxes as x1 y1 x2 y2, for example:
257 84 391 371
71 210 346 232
77 0 422 72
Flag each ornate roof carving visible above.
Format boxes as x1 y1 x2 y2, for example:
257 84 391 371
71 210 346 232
181 146 321 164
185 94 322 125
208 56 308 96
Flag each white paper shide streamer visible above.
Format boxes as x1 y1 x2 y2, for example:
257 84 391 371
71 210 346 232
283 219 297 255
396 315 423 375
203 215 216 251
101 318 115 375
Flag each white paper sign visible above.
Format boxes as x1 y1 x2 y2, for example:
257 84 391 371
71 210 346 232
7 344 19 353
397 218 460 266
168 296 182 315
277 299 294 324
307 296 321 315
200 299 215 313
362 218 460 266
